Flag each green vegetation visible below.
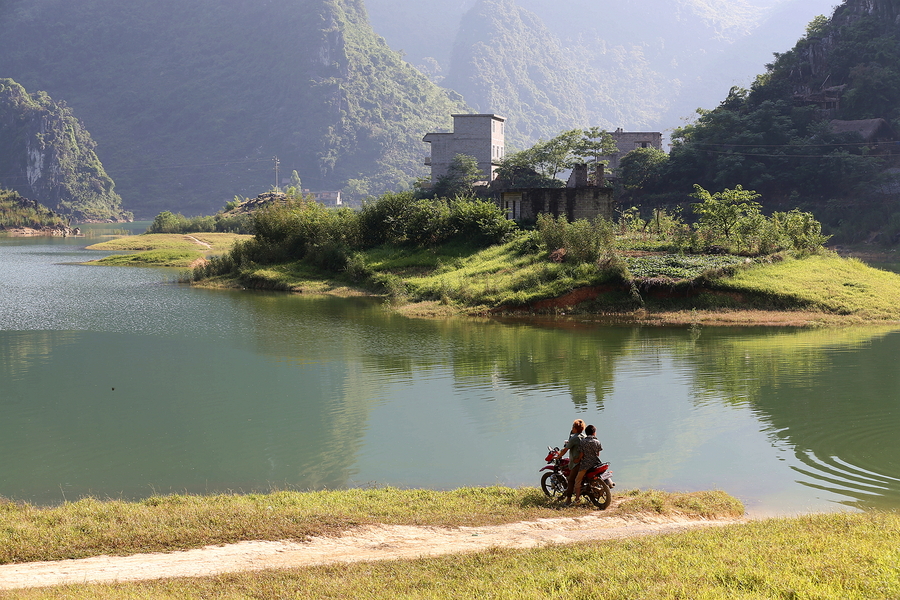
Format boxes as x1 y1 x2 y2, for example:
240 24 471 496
86 233 251 268
494 127 616 188
178 186 895 322
0 488 741 564
0 79 129 222
147 210 252 235
717 255 900 319
0 189 69 230
619 3 900 244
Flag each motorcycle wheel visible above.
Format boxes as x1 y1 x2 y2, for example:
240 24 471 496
540 471 567 499
587 478 612 510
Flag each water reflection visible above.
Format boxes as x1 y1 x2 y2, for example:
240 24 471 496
2 235 900 512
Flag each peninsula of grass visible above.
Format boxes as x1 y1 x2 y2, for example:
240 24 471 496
182 193 900 325
0 488 742 564
85 233 251 268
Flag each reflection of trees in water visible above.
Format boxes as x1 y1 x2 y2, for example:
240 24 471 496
237 292 640 411
0 331 79 382
440 321 638 410
675 326 900 509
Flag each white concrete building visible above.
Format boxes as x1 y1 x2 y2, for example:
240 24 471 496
423 113 505 184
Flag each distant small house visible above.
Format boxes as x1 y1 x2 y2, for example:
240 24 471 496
828 119 897 153
302 189 342 207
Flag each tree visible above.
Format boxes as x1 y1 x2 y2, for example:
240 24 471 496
531 129 583 179
691 184 762 242
432 154 483 198
619 147 668 190
288 170 302 190
573 127 618 167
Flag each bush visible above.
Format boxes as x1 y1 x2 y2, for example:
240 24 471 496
536 214 616 264
447 198 517 246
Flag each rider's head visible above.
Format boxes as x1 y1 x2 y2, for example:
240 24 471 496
572 419 585 433
585 424 596 436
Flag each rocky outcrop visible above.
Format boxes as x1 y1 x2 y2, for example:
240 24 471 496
0 79 130 222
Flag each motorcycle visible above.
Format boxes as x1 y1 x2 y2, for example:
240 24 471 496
539 446 615 509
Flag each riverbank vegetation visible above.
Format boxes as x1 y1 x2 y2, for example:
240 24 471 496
177 187 900 323
0 189 69 232
0 488 741 564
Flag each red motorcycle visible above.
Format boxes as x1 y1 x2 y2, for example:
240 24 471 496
539 446 614 509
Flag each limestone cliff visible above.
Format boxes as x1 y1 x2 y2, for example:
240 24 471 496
775 0 900 122
0 79 129 222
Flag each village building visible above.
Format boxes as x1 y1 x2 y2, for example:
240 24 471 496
601 128 664 172
302 189 342 207
423 113 506 184
495 163 615 223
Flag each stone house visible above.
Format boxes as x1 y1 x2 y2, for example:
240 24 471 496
423 113 506 184
494 164 615 223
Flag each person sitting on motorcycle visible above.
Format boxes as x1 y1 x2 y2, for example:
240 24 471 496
571 424 603 504
557 419 586 504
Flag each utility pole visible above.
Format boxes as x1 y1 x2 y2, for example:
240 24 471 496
273 156 280 190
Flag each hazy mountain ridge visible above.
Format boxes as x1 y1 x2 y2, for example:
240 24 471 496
368 0 838 142
0 0 466 217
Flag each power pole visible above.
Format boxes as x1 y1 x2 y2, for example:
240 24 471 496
273 156 280 190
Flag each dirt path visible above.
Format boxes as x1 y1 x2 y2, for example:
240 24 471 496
0 512 744 590
185 235 212 249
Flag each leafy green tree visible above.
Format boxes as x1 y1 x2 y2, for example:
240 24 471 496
343 177 371 203
691 184 762 243
531 129 583 179
573 127 617 167
432 154 483 198
619 147 668 190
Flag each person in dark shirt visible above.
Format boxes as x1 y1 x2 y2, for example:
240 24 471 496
571 424 602 504
557 419 585 504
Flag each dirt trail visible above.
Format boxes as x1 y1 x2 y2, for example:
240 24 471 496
185 235 212 249
0 512 744 590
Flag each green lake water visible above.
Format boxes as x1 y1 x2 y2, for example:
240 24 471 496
1 230 899 515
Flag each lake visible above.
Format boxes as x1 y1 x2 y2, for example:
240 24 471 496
1 229 899 515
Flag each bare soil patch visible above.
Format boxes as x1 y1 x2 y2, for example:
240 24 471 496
0 508 743 590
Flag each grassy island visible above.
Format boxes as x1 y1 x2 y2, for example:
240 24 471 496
176 191 900 326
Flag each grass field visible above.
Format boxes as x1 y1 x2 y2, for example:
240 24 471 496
85 233 251 268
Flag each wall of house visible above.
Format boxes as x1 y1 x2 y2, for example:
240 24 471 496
423 113 505 183
605 129 663 171
497 187 614 223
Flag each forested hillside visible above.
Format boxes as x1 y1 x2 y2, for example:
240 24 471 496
0 0 466 217
630 0 900 244
0 79 127 221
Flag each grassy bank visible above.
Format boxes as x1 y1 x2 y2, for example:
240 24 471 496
5 512 899 599
194 238 900 324
0 488 741 565
84 233 251 268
